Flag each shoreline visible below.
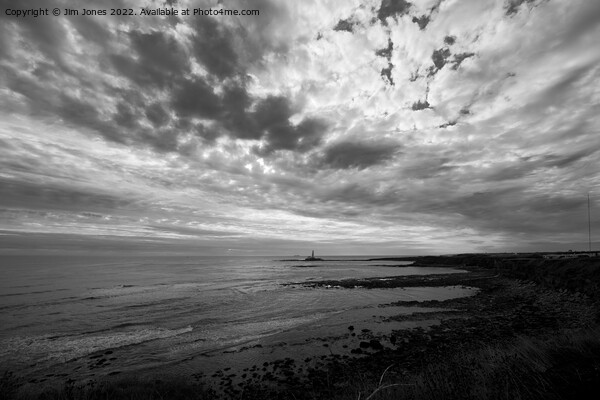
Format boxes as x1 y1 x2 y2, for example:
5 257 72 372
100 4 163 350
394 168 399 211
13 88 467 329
4 255 600 399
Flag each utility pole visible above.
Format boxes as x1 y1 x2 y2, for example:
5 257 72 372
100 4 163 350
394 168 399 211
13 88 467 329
589 193 592 252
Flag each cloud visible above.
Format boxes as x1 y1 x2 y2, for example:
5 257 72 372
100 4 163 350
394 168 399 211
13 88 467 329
1 0 599 254
319 140 401 170
431 47 451 70
375 38 394 60
113 102 137 129
258 115 327 155
505 0 537 16
148 224 243 238
190 17 240 78
376 38 395 85
128 29 190 81
145 103 171 127
333 18 357 33
110 31 190 89
377 0 413 25
412 99 431 110
451 52 475 70
412 15 430 30
171 77 222 119
0 179 135 212
559 0 600 45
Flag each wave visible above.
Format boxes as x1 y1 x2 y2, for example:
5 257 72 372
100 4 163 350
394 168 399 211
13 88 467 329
0 288 69 298
0 325 194 365
0 296 81 311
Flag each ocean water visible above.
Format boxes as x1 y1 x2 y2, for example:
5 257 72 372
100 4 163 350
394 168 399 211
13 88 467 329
0 255 473 380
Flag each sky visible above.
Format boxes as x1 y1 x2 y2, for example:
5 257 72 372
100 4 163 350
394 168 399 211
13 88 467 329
0 0 599 256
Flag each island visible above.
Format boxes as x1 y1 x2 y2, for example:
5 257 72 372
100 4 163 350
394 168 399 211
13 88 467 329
304 250 323 261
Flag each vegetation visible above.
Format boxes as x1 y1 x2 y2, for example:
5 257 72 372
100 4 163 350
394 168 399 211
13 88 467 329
359 328 600 400
0 375 215 400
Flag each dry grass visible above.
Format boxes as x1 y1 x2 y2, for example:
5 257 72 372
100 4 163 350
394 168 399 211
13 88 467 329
357 328 600 400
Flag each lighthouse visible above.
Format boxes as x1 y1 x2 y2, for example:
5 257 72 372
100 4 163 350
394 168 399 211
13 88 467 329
304 250 323 261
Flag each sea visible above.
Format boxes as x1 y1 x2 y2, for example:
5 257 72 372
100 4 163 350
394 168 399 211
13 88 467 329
0 255 474 382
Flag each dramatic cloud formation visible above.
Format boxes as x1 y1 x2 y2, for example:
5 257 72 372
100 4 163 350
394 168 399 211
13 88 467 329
0 0 599 255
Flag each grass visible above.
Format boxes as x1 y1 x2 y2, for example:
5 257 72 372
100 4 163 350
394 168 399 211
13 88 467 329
493 258 600 301
355 327 600 400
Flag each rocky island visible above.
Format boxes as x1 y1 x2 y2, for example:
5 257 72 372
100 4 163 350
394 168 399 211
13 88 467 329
304 250 323 261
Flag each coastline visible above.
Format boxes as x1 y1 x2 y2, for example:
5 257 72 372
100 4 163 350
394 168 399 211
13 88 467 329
4 255 600 399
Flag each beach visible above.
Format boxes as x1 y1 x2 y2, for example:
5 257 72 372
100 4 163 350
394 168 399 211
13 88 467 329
3 254 600 399
0 255 470 395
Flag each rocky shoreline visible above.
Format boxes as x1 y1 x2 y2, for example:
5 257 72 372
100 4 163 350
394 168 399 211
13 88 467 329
192 258 599 399
4 256 600 399
222 257 600 399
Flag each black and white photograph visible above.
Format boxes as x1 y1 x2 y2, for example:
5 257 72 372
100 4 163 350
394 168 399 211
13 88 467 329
1 0 599 398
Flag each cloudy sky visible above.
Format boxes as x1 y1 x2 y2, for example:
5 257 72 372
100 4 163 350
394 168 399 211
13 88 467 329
0 0 599 255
